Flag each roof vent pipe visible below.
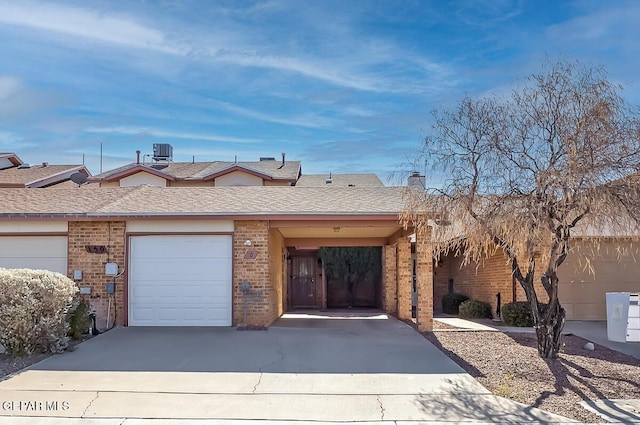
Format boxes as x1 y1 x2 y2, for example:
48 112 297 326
42 162 48 167
136 150 141 164
281 152 285 166
326 172 333 184
407 171 426 188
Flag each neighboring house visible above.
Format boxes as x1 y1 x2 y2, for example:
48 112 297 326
296 173 384 187
433 240 639 320
0 153 91 188
0 185 433 331
89 149 301 187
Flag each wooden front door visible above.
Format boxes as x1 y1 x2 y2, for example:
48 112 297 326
291 256 317 307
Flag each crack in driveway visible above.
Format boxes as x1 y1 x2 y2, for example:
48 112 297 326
81 392 99 417
253 334 286 393
376 394 385 420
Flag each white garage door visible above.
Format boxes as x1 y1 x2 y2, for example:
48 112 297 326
0 236 67 274
129 235 232 326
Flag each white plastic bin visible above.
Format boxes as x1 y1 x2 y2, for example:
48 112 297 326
606 292 630 343
627 294 639 342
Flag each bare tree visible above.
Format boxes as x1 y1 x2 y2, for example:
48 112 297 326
402 60 640 358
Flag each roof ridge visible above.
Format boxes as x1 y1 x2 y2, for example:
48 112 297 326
93 185 148 212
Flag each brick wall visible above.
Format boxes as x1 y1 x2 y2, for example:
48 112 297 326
439 248 553 316
268 228 286 317
233 221 276 327
67 221 126 328
382 244 397 313
415 227 433 331
433 253 452 312
395 235 412 320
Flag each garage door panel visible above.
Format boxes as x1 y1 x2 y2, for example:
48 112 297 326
0 236 67 274
129 235 232 326
0 258 67 273
130 236 231 258
131 281 231 298
129 258 230 280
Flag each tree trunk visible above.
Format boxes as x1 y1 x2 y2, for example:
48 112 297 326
533 302 566 358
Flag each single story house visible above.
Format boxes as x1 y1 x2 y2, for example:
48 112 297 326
0 185 434 331
0 152 90 188
89 151 301 187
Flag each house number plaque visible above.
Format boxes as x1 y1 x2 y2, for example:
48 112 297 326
244 250 258 260
85 245 108 254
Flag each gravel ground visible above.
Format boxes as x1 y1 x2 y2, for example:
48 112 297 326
0 337 92 382
424 330 640 423
0 352 51 381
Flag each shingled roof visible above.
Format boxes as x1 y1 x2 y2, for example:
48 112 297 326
0 186 408 218
296 173 384 187
0 164 91 188
90 160 301 182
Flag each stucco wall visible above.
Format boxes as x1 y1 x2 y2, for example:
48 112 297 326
215 171 264 186
119 172 167 187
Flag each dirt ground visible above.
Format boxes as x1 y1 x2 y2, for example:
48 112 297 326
0 336 92 382
425 326 640 423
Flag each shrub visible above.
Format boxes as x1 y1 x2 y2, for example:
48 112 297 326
442 292 470 314
0 268 78 356
459 299 493 319
68 300 91 340
501 301 547 327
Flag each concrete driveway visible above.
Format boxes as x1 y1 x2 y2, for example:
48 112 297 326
0 312 572 423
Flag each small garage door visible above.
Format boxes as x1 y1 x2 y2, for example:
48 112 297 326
0 236 67 274
128 235 232 326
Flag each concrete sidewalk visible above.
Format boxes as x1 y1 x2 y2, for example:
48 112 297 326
0 313 575 423
0 419 596 425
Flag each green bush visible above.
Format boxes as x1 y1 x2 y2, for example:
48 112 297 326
459 299 493 319
0 268 78 356
501 301 547 327
68 300 91 340
442 293 470 314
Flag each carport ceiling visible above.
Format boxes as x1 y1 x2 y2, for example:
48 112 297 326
271 220 402 239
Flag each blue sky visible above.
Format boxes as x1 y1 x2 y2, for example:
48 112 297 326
1 1 639 182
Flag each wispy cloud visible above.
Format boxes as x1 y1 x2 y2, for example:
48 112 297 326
0 1 185 55
0 131 36 150
0 76 22 99
210 100 336 129
84 126 260 144
0 76 69 124
212 51 390 93
0 1 450 94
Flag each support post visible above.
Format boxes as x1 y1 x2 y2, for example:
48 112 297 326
415 226 433 332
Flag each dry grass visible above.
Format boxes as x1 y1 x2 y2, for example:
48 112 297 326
424 330 640 423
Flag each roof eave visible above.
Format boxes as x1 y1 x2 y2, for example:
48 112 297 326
25 165 91 187
89 165 175 182
202 165 274 181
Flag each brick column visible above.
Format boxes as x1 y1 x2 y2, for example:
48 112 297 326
382 244 397 313
396 236 412 320
233 221 274 327
67 221 125 327
415 226 433 332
